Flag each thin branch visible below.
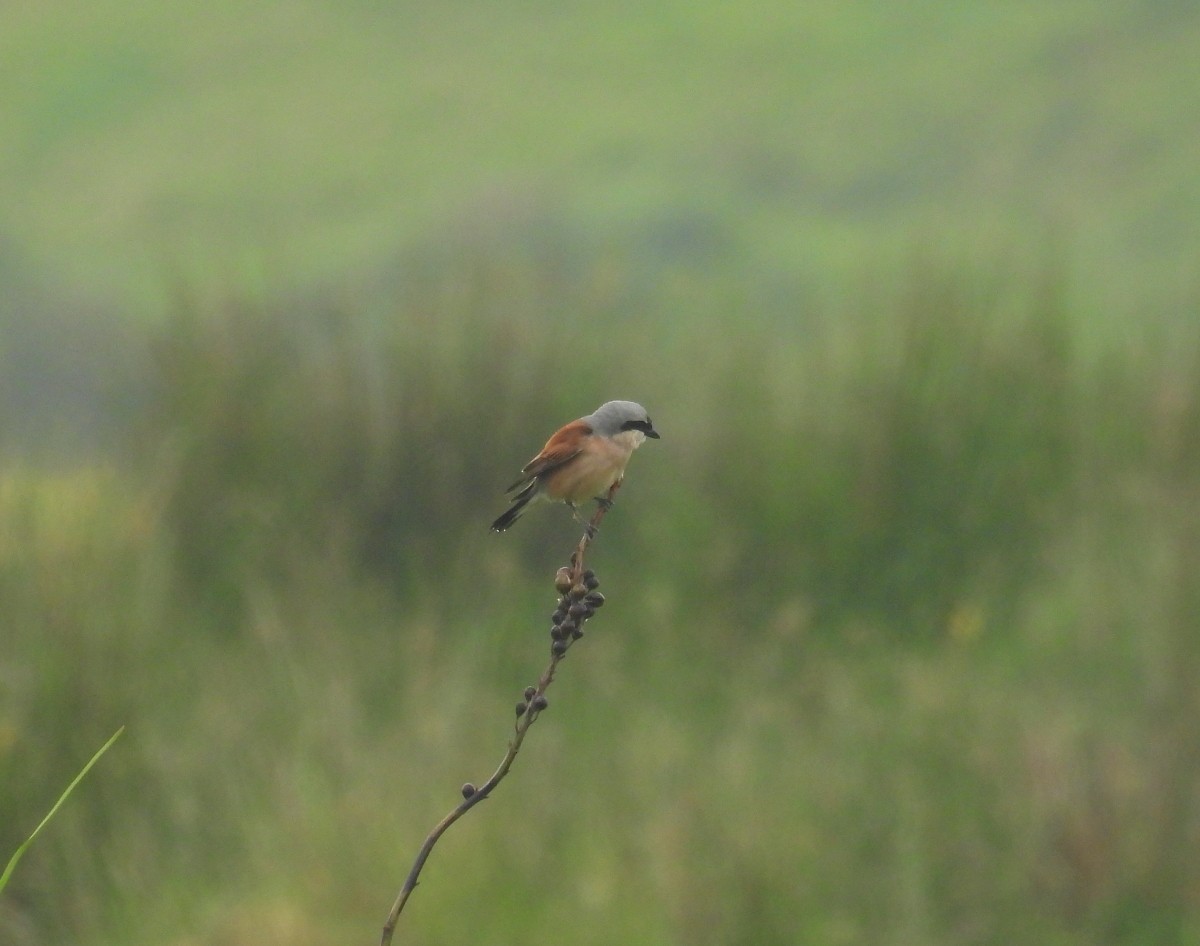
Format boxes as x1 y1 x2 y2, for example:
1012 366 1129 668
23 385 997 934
380 484 619 946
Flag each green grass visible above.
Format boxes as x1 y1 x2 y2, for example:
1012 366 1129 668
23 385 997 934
1 1 1198 313
4 260 1200 944
0 727 123 895
3 1 1200 942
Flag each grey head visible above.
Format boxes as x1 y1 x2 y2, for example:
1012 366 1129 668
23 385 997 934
585 400 661 440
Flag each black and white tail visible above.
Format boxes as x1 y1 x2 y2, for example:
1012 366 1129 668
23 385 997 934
491 481 537 532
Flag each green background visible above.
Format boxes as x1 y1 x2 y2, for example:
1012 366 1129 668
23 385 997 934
2 2 1199 944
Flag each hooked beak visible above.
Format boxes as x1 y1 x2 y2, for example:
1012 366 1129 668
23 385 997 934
645 426 661 440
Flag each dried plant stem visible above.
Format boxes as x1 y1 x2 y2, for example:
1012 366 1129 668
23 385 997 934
380 483 619 946
568 479 618 581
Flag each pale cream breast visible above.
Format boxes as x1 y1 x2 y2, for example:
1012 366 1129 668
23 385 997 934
544 431 643 502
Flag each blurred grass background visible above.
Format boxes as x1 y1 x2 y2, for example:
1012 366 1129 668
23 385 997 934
3 1 1200 944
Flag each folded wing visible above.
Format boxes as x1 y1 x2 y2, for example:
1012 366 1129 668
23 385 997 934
506 418 592 491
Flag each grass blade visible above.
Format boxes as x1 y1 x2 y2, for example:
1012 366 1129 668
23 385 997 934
0 726 125 894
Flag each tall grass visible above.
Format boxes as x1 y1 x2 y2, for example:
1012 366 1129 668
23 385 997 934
3 252 1199 945
144 253 1084 636
654 264 1078 637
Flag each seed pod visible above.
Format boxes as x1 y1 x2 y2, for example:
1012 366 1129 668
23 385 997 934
551 639 568 656
570 583 588 601
568 602 588 620
584 591 605 609
554 568 574 594
570 626 584 640
461 783 477 799
583 572 600 591
523 685 536 701
516 701 528 716
531 694 549 711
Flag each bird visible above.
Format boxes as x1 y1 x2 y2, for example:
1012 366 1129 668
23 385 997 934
491 400 660 532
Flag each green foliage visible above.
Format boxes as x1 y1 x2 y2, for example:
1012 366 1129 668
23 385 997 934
0 727 123 895
606 263 1078 638
4 2 1200 941
795 271 1075 633
141 251 1088 639
2 1 1199 311
142 255 631 612
3 267 1200 944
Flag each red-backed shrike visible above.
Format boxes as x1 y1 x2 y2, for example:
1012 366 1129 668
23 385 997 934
491 400 660 532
